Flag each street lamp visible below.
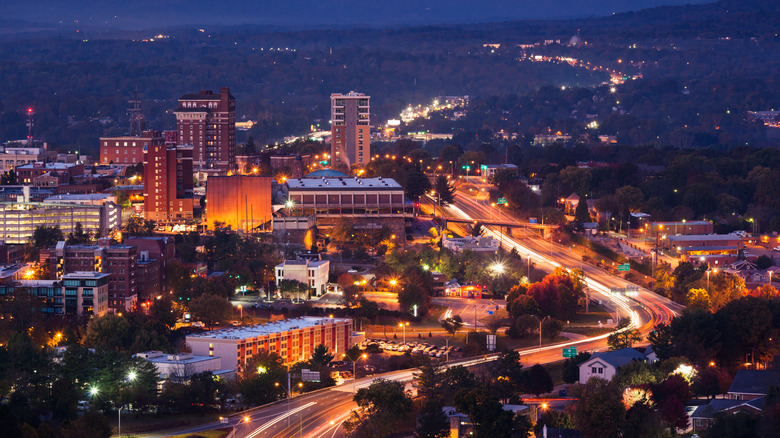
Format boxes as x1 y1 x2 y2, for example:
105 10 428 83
344 353 368 393
531 316 550 351
398 322 410 344
707 269 718 292
237 304 243 319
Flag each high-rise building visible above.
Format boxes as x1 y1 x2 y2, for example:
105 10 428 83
143 144 194 223
330 92 370 169
174 87 236 173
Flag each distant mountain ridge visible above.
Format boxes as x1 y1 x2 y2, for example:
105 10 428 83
3 0 715 31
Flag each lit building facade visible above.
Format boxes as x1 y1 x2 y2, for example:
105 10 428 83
0 201 120 244
143 144 194 223
205 175 272 232
186 317 352 375
330 92 370 169
275 260 330 297
174 87 236 173
99 130 164 165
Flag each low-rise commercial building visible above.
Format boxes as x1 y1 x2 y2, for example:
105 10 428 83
16 162 85 185
186 317 352 375
649 221 713 237
275 259 330 297
0 147 57 172
134 351 235 381
442 236 499 253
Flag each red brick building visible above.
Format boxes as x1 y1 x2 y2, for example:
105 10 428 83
125 236 175 300
99 130 164 165
174 87 236 173
41 239 138 313
17 162 84 185
143 144 194 223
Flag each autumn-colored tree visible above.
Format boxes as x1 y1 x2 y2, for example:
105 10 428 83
686 288 712 311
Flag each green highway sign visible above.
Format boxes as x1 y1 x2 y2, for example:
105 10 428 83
497 198 508 205
618 263 630 272
563 347 577 358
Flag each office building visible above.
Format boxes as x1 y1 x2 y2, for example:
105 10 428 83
0 201 120 244
0 272 109 318
143 144 194 223
284 175 411 242
41 239 137 313
99 130 164 165
0 147 57 172
330 92 370 169
174 87 236 173
134 351 235 381
205 175 273 232
186 317 352 375
125 236 175 300
275 259 330 297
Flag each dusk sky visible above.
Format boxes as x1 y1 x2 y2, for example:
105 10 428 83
5 0 714 29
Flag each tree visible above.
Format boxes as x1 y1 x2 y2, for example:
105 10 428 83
398 283 429 316
484 314 506 335
308 344 335 370
440 315 464 336
562 352 591 384
188 293 232 329
60 410 112 438
701 411 759 438
523 364 553 397
652 374 691 433
415 399 449 438
570 378 626 438
237 351 288 405
470 221 485 237
692 366 732 399
507 293 539 318
541 318 564 340
607 318 643 350
433 175 455 206
574 192 592 224
686 288 712 311
1 169 18 185
84 314 132 351
404 168 431 201
414 361 443 403
454 387 531 438
30 225 63 249
613 360 657 388
344 379 412 438
66 222 91 245
511 314 539 338
709 272 746 311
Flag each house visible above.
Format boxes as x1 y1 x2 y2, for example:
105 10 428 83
728 369 780 401
443 404 529 438
578 348 647 383
689 397 765 433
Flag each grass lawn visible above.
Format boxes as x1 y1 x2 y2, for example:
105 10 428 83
568 305 614 326
564 326 613 337
109 412 225 435
165 430 230 438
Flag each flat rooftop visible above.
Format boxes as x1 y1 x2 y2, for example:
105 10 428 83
187 316 351 340
63 271 111 279
286 177 401 190
668 234 741 242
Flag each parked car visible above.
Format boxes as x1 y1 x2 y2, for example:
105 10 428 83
191 321 205 328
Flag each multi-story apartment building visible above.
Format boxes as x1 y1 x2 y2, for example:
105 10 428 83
186 317 352 375
174 87 236 173
42 239 137 313
330 92 370 169
99 130 164 165
143 144 194 223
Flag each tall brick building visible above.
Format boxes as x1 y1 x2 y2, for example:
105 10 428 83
99 130 164 165
42 239 138 314
331 92 370 169
174 87 236 173
143 144 194 223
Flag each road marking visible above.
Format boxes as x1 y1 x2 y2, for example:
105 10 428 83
245 402 317 438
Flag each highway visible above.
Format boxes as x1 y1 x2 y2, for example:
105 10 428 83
161 183 684 438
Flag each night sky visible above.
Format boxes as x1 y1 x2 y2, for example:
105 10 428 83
5 0 714 29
